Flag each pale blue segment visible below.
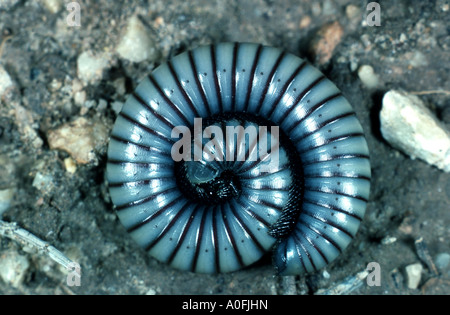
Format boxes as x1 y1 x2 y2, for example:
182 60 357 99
215 43 235 112
234 43 261 112
259 54 305 116
170 52 210 117
296 116 364 152
107 140 171 165
106 162 173 184
269 63 323 124
191 46 220 115
130 198 187 249
303 157 371 182
116 189 182 229
281 79 341 131
246 46 283 113
148 202 196 265
111 115 173 152
134 78 189 129
109 178 177 208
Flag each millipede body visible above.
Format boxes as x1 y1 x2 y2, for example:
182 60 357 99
106 43 371 275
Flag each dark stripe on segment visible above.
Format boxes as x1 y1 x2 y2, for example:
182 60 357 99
191 206 208 272
237 142 276 174
293 231 317 271
302 198 364 221
304 173 371 182
236 194 282 227
126 194 184 233
237 128 260 172
244 44 264 112
254 51 287 115
221 204 245 268
231 42 238 112
211 44 223 113
298 132 366 155
167 60 201 118
228 201 266 253
241 182 290 192
297 224 330 264
212 206 221 273
165 204 201 268
302 209 354 239
132 92 176 131
266 61 308 119
148 75 191 127
285 92 343 135
109 134 170 156
277 75 326 126
298 217 343 253
108 176 173 189
188 50 212 117
119 110 174 145
304 186 369 203
115 186 178 211
143 199 192 251
291 111 355 143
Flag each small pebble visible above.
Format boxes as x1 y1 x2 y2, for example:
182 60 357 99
0 65 15 99
116 15 160 63
405 263 423 289
357 65 380 89
32 172 54 192
381 236 397 245
380 90 450 172
42 0 62 13
64 157 77 174
77 51 112 84
309 21 344 65
111 101 124 115
47 117 109 164
346 4 361 20
74 90 87 106
0 250 30 288
434 253 450 272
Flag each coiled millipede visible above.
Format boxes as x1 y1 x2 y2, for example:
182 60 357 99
106 43 371 275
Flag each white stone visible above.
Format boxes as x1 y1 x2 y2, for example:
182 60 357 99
380 90 450 172
116 15 160 63
0 65 14 98
77 51 112 84
405 263 423 289
357 65 379 89
0 250 30 288
0 188 14 216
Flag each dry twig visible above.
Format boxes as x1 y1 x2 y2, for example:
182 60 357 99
0 220 75 271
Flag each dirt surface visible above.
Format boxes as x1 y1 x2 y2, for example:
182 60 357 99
0 0 449 295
